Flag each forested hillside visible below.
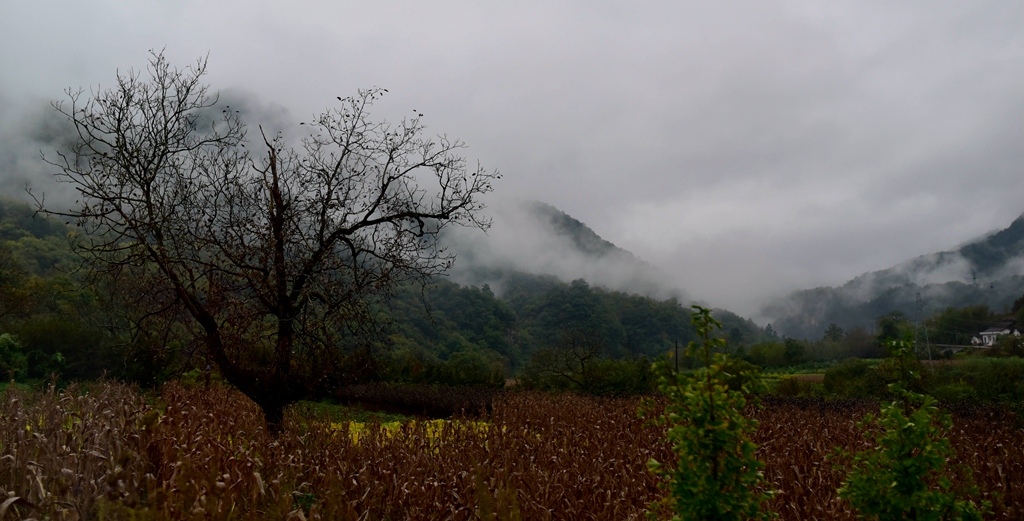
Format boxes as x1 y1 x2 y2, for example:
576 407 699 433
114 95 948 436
0 196 764 387
387 273 761 374
0 197 116 382
764 213 1024 339
443 199 679 302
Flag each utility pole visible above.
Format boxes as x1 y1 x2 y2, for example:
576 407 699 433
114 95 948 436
674 340 679 374
917 292 933 368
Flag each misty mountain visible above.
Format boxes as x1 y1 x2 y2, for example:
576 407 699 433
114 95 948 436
525 201 633 259
0 195 765 381
445 199 683 302
763 213 1024 339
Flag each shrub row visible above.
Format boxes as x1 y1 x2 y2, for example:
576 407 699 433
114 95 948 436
822 356 1024 403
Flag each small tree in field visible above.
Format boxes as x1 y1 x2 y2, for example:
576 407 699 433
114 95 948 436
44 51 497 429
835 339 991 520
641 305 774 521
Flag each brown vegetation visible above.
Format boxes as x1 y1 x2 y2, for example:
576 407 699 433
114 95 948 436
791 374 824 383
755 396 1019 519
1 383 1022 520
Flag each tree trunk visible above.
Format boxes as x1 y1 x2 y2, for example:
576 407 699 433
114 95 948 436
263 401 286 435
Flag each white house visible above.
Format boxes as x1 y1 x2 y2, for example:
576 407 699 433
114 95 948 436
972 320 1021 347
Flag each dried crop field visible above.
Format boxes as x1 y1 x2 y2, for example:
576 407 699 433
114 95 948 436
752 397 1021 519
1 383 1022 520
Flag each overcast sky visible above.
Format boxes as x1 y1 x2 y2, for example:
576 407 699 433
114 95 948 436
2 1 1023 317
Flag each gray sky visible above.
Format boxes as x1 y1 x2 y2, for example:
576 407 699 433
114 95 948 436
2 1 1023 317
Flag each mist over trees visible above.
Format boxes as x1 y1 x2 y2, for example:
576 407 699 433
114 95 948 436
0 198 116 382
0 191 774 397
10 183 1024 410
4 54 1024 430
442 199 687 303
762 214 1024 340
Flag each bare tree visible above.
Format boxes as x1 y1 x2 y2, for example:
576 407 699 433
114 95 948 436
523 329 604 391
43 51 498 429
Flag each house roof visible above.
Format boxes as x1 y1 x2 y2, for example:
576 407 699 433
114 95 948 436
980 320 1018 335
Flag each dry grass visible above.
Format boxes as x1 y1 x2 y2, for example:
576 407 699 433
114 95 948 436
0 382 152 520
1 383 1022 520
790 374 824 383
755 396 1021 520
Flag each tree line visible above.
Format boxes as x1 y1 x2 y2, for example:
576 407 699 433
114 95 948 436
0 193 761 391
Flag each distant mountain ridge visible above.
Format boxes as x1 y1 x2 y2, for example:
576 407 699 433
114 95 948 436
763 213 1024 339
445 199 680 301
959 215 1024 278
524 201 634 259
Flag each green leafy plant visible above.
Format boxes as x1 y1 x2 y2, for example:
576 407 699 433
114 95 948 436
0 333 27 381
823 358 889 398
835 339 991 520
641 305 775 520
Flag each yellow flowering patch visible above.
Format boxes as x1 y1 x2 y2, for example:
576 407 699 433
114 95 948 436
333 419 491 445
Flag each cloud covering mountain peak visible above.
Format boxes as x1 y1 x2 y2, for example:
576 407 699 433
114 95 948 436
444 198 685 302
762 212 1024 339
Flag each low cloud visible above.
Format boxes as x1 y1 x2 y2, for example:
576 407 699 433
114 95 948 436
3 2 1024 321
444 197 688 302
0 96 79 209
0 86 300 211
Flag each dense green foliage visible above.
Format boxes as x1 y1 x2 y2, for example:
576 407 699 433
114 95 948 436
819 350 1024 403
642 306 774 520
928 357 1024 403
385 273 765 388
823 358 887 398
925 306 997 347
0 198 78 276
518 332 654 395
0 196 771 391
11 190 1023 406
836 340 990 520
0 197 126 383
0 333 27 379
743 338 807 368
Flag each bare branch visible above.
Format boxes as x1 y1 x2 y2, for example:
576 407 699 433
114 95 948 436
44 53 497 430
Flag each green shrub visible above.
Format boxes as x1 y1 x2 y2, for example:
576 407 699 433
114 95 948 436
641 306 774 520
384 349 505 388
10 315 109 380
959 357 1024 402
835 340 990 520
746 342 786 368
923 357 1024 403
783 338 806 365
823 358 887 398
114 338 180 388
772 376 814 397
579 356 654 395
520 350 653 395
719 357 763 392
0 333 27 380
431 351 505 387
929 381 976 403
